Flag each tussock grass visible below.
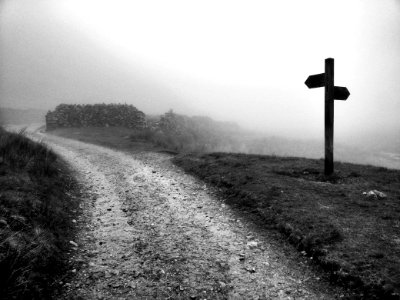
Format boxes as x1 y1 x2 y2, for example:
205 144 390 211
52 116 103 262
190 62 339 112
0 127 80 299
0 128 57 176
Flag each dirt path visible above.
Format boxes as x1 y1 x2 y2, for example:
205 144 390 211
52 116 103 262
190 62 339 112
34 132 343 299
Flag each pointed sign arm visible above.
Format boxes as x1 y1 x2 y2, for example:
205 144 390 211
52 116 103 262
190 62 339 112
305 73 325 89
333 86 350 100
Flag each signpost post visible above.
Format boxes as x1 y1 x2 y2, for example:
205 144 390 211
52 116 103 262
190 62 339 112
305 58 350 175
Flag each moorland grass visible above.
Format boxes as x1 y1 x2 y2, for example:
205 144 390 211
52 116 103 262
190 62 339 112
0 127 80 299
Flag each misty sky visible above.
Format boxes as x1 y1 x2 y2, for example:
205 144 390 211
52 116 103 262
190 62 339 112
1 0 399 143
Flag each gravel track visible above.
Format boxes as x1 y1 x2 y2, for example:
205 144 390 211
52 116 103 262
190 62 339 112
34 132 344 299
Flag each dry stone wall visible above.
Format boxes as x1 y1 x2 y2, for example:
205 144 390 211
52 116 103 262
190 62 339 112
46 104 146 130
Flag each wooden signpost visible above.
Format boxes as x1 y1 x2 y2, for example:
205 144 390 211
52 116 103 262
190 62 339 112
305 58 350 175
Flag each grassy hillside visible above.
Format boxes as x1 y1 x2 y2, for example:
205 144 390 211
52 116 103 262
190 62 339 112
174 153 400 299
0 127 80 299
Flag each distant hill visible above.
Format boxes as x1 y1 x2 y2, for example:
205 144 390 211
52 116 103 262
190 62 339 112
0 107 46 125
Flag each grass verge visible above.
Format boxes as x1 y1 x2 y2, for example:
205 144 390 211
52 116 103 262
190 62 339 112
173 153 400 299
0 127 80 299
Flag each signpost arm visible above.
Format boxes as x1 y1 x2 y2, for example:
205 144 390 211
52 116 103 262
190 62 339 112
325 58 334 175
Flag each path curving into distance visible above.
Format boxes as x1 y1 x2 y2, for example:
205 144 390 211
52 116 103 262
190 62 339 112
33 130 345 299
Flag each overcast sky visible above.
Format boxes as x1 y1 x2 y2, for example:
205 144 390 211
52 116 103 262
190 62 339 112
1 0 399 143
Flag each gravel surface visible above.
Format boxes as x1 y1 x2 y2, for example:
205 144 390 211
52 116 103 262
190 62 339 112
32 131 346 299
